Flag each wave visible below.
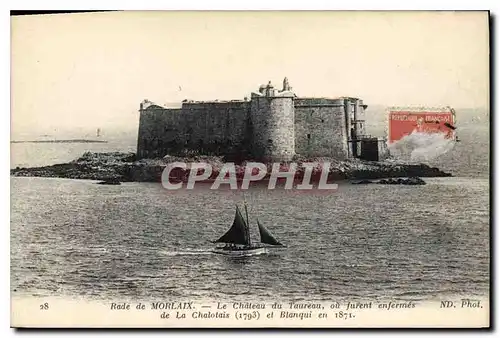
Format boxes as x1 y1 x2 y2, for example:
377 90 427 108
388 131 456 162
160 248 214 256
11 139 108 144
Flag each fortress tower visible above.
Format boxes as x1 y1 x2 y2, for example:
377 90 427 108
250 79 296 161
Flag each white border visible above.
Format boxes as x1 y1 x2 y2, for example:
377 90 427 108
3 2 496 338
3 0 497 10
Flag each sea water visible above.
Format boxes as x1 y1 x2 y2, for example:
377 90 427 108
10 123 490 303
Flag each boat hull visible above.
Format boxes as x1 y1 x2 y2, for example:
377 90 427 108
212 246 268 256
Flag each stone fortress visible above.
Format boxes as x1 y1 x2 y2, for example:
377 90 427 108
137 78 387 162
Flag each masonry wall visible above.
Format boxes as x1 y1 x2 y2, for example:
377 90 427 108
250 95 295 161
294 98 349 159
137 97 355 161
354 99 367 137
137 101 251 160
137 105 184 159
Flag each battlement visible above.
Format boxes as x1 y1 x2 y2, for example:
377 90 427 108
182 101 251 110
295 98 346 107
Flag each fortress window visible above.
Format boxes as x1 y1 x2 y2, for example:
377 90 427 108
321 119 324 123
307 134 311 139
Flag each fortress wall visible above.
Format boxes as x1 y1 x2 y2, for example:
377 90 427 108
137 107 184 159
137 94 359 161
137 102 251 159
355 99 367 136
181 102 251 158
294 99 349 159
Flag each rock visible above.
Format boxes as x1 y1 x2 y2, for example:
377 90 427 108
406 177 426 185
96 179 121 185
352 180 374 185
376 177 426 185
10 152 448 183
75 151 136 163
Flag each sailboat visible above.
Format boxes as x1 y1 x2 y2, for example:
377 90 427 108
212 204 284 256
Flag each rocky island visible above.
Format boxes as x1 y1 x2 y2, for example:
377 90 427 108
11 78 457 185
10 151 452 184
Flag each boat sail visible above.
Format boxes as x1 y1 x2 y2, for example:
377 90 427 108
214 206 250 246
212 205 284 256
257 219 283 246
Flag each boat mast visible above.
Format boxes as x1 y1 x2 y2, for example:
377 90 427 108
243 196 251 246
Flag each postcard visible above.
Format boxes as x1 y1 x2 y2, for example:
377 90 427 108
10 10 490 328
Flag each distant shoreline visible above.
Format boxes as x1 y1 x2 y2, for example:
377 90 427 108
11 139 108 144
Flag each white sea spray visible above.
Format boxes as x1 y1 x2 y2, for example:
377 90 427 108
387 131 456 162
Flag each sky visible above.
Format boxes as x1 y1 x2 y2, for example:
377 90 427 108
11 11 489 135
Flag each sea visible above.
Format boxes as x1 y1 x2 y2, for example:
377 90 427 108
10 114 490 303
